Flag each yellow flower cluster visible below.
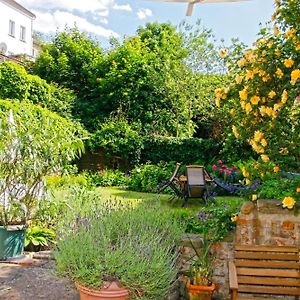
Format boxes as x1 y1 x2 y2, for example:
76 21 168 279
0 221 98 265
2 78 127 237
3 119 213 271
250 131 268 153
291 69 300 85
232 125 239 138
282 196 296 209
284 59 294 68
215 87 229 107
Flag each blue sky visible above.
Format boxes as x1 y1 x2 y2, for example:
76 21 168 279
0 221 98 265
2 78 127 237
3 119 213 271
18 0 275 47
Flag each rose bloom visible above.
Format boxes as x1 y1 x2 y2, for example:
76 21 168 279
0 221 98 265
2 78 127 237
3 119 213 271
252 194 258 201
212 164 217 170
296 187 300 193
282 196 296 209
261 154 269 162
273 166 280 173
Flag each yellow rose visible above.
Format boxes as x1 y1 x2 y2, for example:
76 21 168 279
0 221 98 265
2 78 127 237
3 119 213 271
268 91 276 99
284 59 294 68
245 70 254 81
242 167 249 178
231 215 238 222
273 165 280 173
245 103 252 115
215 98 221 108
251 96 260 105
291 69 300 85
296 188 300 193
240 101 246 109
275 68 283 78
281 90 288 103
219 48 228 58
239 89 248 100
237 58 247 67
232 125 239 139
265 107 274 117
235 75 243 84
261 139 267 147
296 44 300 51
262 75 270 82
254 130 263 142
284 29 295 39
274 103 282 111
261 154 269 162
252 194 258 201
282 196 296 209
259 106 266 116
245 178 251 185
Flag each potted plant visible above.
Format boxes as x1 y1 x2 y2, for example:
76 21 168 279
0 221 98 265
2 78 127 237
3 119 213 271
185 234 216 300
0 102 85 260
54 192 184 300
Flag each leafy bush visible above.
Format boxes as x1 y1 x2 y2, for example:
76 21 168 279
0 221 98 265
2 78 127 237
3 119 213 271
86 170 128 187
46 174 88 189
177 205 239 242
89 118 143 167
127 162 176 193
0 62 75 118
55 197 184 299
141 136 220 165
25 225 56 251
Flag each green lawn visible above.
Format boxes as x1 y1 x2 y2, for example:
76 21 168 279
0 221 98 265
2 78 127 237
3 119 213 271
96 187 244 213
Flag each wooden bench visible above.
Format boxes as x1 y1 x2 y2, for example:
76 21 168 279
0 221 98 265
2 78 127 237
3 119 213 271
228 245 300 300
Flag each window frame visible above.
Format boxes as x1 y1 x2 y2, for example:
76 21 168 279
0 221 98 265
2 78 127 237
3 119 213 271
20 25 26 42
8 20 15 37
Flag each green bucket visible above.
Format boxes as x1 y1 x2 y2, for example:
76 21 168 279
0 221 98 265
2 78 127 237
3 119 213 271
0 226 25 260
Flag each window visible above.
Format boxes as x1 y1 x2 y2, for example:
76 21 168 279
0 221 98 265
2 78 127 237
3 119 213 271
20 26 26 42
9 20 15 37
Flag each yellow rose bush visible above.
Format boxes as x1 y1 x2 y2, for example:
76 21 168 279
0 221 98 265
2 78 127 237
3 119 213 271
217 0 300 208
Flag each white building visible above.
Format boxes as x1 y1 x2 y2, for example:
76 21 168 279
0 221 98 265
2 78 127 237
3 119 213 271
0 0 35 57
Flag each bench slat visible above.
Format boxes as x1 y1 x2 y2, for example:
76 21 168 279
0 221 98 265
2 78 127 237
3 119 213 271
235 251 299 261
235 245 299 253
237 267 300 278
235 259 300 269
239 284 300 295
238 275 300 286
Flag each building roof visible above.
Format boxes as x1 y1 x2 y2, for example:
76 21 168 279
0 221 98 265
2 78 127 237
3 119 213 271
0 0 35 19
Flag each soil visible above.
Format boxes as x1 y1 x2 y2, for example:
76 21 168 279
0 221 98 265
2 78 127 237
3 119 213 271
0 259 79 300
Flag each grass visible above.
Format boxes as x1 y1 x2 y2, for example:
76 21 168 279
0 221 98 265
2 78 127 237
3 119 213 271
96 186 244 213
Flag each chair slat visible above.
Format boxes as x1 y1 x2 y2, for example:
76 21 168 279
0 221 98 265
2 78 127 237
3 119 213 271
237 267 300 278
235 245 299 253
235 251 299 261
238 284 300 295
238 275 300 286
235 259 300 269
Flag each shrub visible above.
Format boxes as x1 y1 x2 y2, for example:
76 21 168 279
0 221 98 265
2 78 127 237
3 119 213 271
86 170 128 187
89 118 143 168
55 198 184 299
0 61 75 118
127 162 176 193
141 136 220 165
46 174 88 189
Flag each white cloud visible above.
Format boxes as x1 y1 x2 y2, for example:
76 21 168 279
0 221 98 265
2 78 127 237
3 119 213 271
33 10 119 38
19 0 113 15
112 3 132 12
137 8 152 20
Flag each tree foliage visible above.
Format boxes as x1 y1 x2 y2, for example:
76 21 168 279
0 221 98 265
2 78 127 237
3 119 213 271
0 62 75 118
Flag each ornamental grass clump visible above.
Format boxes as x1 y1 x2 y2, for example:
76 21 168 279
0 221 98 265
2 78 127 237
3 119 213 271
55 195 184 299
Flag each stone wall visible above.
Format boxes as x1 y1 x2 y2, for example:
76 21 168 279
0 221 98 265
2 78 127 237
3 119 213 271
236 199 300 246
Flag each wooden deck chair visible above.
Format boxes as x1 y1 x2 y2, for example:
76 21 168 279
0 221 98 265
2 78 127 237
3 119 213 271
184 165 216 206
158 163 184 201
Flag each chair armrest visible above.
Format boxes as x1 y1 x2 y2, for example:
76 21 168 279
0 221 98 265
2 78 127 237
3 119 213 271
228 260 238 300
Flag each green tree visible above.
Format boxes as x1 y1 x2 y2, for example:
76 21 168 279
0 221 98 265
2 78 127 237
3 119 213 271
0 62 75 118
33 28 104 127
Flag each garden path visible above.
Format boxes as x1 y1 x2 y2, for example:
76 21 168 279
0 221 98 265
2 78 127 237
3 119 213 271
0 259 79 300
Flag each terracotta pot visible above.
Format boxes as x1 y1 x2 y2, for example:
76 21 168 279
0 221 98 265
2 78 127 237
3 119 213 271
76 281 129 300
186 282 216 300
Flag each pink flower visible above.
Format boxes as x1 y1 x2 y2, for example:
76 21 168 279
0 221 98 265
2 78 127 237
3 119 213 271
225 169 231 174
212 164 217 170
233 165 238 170
218 160 223 164
219 168 224 172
